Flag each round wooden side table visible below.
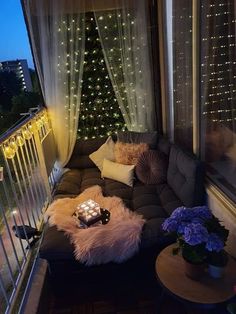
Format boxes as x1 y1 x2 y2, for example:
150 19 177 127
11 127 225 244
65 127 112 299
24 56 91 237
155 244 236 310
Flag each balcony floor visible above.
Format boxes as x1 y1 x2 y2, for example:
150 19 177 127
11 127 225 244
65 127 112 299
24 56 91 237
24 259 225 314
47 281 210 314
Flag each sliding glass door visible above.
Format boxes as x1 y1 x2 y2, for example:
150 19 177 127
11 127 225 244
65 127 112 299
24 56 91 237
161 0 236 203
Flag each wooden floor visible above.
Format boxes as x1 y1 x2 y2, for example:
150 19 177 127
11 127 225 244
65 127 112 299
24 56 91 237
49 296 189 314
47 282 212 314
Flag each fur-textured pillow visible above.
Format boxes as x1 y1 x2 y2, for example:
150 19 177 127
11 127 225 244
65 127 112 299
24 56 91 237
136 150 167 185
117 131 158 149
115 142 149 165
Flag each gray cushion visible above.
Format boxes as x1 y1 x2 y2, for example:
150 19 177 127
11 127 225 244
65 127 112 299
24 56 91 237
167 145 205 207
157 137 171 156
40 138 205 262
140 218 166 249
40 225 74 260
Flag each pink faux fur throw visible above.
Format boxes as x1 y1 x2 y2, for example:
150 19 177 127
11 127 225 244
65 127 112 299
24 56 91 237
45 185 145 265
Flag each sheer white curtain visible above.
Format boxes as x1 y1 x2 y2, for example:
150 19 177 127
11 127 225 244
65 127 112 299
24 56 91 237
23 0 85 166
94 0 156 132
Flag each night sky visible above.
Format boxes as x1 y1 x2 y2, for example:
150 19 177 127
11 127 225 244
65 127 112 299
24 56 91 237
0 0 34 68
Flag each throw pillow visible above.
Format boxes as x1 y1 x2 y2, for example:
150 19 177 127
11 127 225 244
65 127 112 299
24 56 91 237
115 142 149 165
101 159 135 187
136 150 167 185
89 136 115 171
117 131 158 149
66 137 107 169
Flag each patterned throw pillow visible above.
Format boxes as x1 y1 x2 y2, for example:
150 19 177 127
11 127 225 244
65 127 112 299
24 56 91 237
115 142 149 165
136 150 167 185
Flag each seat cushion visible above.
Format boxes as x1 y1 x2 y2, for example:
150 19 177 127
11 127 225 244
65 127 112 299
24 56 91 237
140 217 166 249
41 169 183 261
54 168 104 196
40 224 74 260
40 137 205 268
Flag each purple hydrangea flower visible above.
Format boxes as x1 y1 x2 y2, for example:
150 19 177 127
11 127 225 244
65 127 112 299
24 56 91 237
162 218 178 232
206 233 224 252
177 222 188 234
183 223 208 245
191 217 204 224
192 206 212 220
171 207 195 221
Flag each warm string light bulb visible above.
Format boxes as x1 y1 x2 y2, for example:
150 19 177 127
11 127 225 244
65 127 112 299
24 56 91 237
3 145 15 159
9 138 18 151
16 134 25 147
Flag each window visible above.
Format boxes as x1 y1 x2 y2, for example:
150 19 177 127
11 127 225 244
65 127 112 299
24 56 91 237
163 0 193 152
163 0 236 202
200 0 236 202
172 0 193 152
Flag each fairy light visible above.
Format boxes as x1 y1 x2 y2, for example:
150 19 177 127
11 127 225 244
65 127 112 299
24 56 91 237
3 145 15 159
74 12 126 139
58 13 148 138
200 1 236 126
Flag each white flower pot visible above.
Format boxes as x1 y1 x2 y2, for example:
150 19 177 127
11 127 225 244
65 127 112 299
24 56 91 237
208 264 225 278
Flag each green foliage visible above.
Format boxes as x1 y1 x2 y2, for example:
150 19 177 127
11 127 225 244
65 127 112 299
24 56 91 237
11 92 42 114
0 69 42 135
205 216 229 243
0 71 22 111
178 239 207 264
78 12 126 139
29 69 41 94
0 112 22 135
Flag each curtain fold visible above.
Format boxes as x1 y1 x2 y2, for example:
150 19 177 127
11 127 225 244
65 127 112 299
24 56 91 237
94 0 156 132
23 0 85 166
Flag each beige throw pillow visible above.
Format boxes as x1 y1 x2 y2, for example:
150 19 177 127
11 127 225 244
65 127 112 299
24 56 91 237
101 159 135 187
89 136 115 171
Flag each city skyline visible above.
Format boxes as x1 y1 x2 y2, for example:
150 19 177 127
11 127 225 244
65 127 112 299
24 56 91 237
0 0 34 68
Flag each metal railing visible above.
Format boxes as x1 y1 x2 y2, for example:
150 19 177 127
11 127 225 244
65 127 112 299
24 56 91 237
0 109 56 314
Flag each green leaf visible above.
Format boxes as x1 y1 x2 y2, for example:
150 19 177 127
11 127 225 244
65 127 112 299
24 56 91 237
172 247 179 255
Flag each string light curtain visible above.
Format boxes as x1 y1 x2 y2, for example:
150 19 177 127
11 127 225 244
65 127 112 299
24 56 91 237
94 0 156 132
78 12 126 139
22 0 85 166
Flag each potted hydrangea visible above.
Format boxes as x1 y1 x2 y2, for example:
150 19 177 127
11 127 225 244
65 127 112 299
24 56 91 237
207 249 228 278
162 206 229 280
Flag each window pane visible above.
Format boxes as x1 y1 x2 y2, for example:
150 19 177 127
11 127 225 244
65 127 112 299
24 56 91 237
172 0 193 152
200 0 236 201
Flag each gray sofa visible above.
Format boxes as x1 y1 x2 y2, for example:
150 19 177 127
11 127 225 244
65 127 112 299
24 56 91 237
39 135 205 286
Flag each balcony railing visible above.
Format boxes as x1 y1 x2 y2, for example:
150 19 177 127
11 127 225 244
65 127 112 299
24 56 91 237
0 109 56 314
